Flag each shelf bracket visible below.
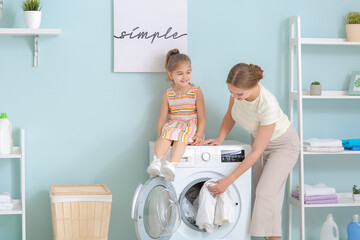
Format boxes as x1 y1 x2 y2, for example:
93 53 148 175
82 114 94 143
34 35 39 68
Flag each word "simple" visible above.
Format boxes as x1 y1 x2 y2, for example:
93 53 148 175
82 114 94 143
114 26 187 44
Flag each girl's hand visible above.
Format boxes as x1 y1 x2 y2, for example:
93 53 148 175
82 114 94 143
208 178 232 195
198 138 223 146
191 135 203 145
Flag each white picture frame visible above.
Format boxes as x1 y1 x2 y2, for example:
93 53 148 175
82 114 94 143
113 0 187 72
348 71 360 96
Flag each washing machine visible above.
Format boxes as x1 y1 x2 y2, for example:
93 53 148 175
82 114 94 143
131 140 251 240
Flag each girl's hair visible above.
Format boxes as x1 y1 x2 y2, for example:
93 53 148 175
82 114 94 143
165 49 191 83
226 63 264 89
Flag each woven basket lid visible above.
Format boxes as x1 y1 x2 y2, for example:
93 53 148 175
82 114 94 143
50 184 111 195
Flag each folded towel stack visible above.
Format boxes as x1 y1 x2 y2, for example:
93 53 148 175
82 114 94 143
303 138 344 152
342 139 360 151
292 183 338 204
0 192 13 210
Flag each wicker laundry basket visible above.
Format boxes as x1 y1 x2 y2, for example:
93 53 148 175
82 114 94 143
50 184 112 240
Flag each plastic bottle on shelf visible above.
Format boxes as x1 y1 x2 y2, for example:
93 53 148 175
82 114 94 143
320 214 339 240
347 214 360 240
0 113 13 154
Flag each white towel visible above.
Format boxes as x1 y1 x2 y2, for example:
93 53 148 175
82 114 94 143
214 191 235 225
195 179 236 233
0 202 13 210
295 183 336 196
303 146 344 152
303 138 342 148
0 193 11 203
195 180 218 233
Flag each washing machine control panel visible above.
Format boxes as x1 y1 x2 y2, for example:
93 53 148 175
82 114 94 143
197 149 245 163
191 143 249 167
221 149 245 162
150 140 251 168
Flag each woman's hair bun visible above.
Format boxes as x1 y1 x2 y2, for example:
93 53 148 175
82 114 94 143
249 64 264 81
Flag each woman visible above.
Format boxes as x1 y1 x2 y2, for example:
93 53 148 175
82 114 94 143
201 63 300 240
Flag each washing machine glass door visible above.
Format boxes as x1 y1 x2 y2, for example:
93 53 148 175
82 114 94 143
131 177 181 240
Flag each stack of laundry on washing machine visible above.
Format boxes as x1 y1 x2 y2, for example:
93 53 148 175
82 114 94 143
0 192 13 210
195 179 236 233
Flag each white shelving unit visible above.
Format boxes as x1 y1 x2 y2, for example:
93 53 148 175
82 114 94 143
0 129 26 240
0 28 61 67
288 16 360 240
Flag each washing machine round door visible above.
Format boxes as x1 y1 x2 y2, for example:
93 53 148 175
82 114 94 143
131 177 181 240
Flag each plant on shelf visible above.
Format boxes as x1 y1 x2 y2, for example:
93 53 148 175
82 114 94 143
353 185 360 201
20 0 42 29
21 0 42 11
346 12 360 24
310 81 322 96
345 12 360 42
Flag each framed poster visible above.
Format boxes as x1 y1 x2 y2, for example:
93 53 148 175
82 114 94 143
349 71 360 96
114 0 187 72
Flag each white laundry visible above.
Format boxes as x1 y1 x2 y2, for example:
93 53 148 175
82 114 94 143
295 183 336 197
0 192 11 203
193 196 199 212
214 191 235 225
303 138 342 148
196 180 218 233
303 146 344 152
195 179 236 233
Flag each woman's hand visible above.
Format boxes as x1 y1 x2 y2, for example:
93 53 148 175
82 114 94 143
208 178 232 195
198 138 223 146
190 135 203 145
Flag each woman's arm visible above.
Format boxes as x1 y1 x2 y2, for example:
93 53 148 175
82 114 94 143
200 96 236 145
157 93 169 137
208 123 276 195
191 88 206 145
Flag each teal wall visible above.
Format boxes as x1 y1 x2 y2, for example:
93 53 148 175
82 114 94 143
1 0 360 239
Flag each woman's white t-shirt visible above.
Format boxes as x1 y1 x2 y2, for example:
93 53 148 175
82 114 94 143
231 84 290 141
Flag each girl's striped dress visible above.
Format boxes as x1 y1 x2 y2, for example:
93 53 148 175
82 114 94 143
160 85 203 144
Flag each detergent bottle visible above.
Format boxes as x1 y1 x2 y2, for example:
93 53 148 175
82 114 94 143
0 113 13 154
320 214 339 240
347 214 360 240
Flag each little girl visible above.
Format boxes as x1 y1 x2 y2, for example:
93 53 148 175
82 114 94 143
147 49 206 182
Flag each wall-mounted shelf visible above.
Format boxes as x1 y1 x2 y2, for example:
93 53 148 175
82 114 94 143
0 28 61 67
